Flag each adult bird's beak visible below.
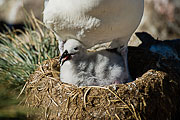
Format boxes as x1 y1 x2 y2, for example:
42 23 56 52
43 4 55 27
59 50 71 66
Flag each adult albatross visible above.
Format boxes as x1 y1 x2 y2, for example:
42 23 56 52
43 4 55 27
43 0 144 83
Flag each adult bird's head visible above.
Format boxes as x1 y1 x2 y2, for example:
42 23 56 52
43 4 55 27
60 39 86 66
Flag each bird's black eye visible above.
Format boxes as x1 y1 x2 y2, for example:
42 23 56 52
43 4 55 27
74 47 78 50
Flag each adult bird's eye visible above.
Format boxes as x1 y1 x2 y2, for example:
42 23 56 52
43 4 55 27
74 47 78 50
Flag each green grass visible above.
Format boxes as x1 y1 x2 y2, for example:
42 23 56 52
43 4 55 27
0 13 59 119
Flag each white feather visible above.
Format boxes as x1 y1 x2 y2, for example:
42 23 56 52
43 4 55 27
43 0 144 48
60 39 127 86
43 0 144 86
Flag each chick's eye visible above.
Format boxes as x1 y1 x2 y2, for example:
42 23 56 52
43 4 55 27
74 47 78 50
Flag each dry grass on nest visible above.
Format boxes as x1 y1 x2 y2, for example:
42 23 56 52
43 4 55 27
22 48 180 120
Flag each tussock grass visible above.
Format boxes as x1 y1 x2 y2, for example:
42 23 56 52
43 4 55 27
0 12 59 119
0 12 59 89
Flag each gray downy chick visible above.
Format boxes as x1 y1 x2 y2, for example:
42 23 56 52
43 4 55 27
60 39 129 86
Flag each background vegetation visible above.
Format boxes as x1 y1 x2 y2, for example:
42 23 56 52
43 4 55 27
0 13 59 119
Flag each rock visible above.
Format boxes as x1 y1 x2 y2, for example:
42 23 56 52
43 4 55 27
136 32 180 61
0 0 43 24
139 0 180 38
129 0 180 47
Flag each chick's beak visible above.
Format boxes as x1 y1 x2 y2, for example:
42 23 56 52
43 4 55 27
59 50 71 66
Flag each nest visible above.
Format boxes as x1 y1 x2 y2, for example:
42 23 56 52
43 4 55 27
23 46 180 120
23 32 180 119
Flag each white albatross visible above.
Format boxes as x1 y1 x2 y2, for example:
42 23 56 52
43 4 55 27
43 0 144 83
60 39 127 86
43 0 144 51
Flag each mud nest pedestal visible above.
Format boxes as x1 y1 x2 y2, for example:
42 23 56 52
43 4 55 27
24 33 180 120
